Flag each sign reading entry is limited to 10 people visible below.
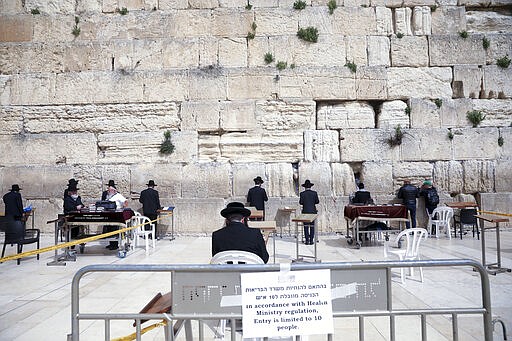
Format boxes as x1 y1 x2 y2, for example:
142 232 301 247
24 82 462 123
241 269 334 338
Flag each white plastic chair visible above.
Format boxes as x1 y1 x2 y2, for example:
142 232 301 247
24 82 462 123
430 207 454 239
130 215 155 254
384 228 428 284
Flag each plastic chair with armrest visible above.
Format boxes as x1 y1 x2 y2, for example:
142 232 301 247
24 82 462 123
430 207 454 239
384 228 428 284
129 215 155 254
1 219 40 265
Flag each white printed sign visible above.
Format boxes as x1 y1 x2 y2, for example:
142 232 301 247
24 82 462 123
241 269 333 338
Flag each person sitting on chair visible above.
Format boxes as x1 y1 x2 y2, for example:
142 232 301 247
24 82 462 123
102 181 128 250
3 184 24 222
63 183 84 239
352 183 373 205
212 202 269 263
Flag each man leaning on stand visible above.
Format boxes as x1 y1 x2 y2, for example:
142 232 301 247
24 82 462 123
139 180 162 238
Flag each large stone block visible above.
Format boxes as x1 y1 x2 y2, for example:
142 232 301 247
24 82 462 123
227 69 276 100
409 97 440 128
438 98 473 127
218 38 247 67
167 10 212 38
211 9 253 37
482 65 512 99
255 99 316 131
198 37 219 67
452 127 499 160
220 132 304 162
387 67 453 99
181 163 232 199
298 162 332 196
9 73 56 105
431 6 466 35
368 36 390 66
332 163 355 196
393 161 433 181
162 38 200 69
453 65 483 99
332 7 377 35
411 6 431 36
159 0 189 9
400 129 452 161
0 76 10 105
0 133 97 166
232 163 267 197
345 36 367 66
472 99 512 128
181 100 222 131
172 198 226 234
189 0 220 8
189 68 228 100
221 100 259 131
466 10 512 34
255 9 299 36
130 163 184 199
317 101 375 129
266 163 296 197
24 0 76 13
462 160 495 193
304 130 340 162
198 134 225 162
361 161 394 195
0 106 23 133
143 71 189 102
482 34 512 67
0 1 23 14
339 129 400 162
429 35 485 66
495 159 512 192
377 100 409 129
0 15 33 42
297 7 335 35
395 7 412 36
390 36 429 67
356 66 387 100
375 7 393 36
497 127 511 159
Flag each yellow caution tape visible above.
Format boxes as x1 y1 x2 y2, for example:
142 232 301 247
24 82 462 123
111 320 168 341
477 210 512 217
0 213 172 264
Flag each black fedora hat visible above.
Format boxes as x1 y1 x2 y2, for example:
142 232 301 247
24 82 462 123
301 179 314 188
253 176 264 184
68 178 79 185
11 184 22 191
105 180 117 188
146 180 157 187
221 202 251 218
67 183 79 192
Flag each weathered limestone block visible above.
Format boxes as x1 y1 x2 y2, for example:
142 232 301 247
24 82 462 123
227 69 276 100
332 163 355 196
472 100 512 128
159 0 189 9
317 102 375 129
482 34 512 66
466 10 512 34
130 163 184 199
387 67 453 99
189 0 219 9
25 0 76 13
255 99 316 131
8 73 55 105
497 127 511 159
232 163 268 197
0 107 23 133
339 129 400 162
409 98 440 128
453 65 483 99
368 36 390 66
167 10 212 38
0 76 10 105
279 67 356 99
251 0 279 8
345 36 367 66
429 35 485 66
362 162 394 195
297 7 334 35
322 195 348 233
266 163 295 197
181 101 222 131
162 39 200 69
0 16 33 42
375 7 393 36
370 0 403 7
403 0 435 5
0 133 97 166
479 193 511 228
0 1 23 14
482 65 512 99
377 100 409 129
391 36 429 67
495 159 512 192
167 131 199 162
395 8 412 36
247 37 271 67
412 6 431 35
393 161 433 181
438 98 473 127
255 9 299 36
356 66 387 100
189 68 228 100
111 39 166 71
211 9 253 37
220 132 303 162
452 127 499 160
304 130 340 162
344 0 370 7
12 103 179 134
198 134 225 162
401 129 452 161
462 160 495 193
181 163 231 199
198 37 219 67
218 38 247 68
172 198 226 234
431 6 466 35
222 100 259 131
332 7 377 35
76 0 102 12
435 0 456 4
145 71 190 102
298 162 332 196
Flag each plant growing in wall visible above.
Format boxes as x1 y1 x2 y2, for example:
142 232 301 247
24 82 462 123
30 8 40 14
482 37 490 50
430 5 437 11
345 61 357 73
498 136 504 147
327 0 337 14
434 98 443 108
293 0 306 10
387 125 404 147
72 16 80 37
160 130 175 155
447 128 454 140
247 21 257 40
290 63 296 69
264 52 274 64
497 55 511 69
405 105 411 115
276 61 287 70
245 2 252 9
459 31 468 39
118 7 129 15
466 110 486 127
297 27 318 43
396 32 404 39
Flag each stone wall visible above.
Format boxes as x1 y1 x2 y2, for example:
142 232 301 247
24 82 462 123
0 0 511 233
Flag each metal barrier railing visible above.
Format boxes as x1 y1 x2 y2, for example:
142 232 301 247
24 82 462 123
70 259 493 341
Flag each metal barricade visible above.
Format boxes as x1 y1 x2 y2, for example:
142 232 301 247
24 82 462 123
70 259 493 341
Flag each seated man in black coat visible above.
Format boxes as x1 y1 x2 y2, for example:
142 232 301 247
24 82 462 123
352 183 373 205
211 202 269 263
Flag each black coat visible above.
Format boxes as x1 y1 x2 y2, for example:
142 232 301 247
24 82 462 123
398 184 419 206
63 195 84 214
247 186 268 211
139 187 161 216
212 221 269 263
299 189 319 214
3 191 23 220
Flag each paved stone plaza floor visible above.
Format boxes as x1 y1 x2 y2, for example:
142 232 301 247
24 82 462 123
0 228 511 341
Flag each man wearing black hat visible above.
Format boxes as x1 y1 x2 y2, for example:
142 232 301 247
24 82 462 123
139 180 162 236
247 176 268 219
64 178 79 199
3 184 24 221
299 180 319 245
63 184 84 214
101 180 128 250
212 202 269 263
